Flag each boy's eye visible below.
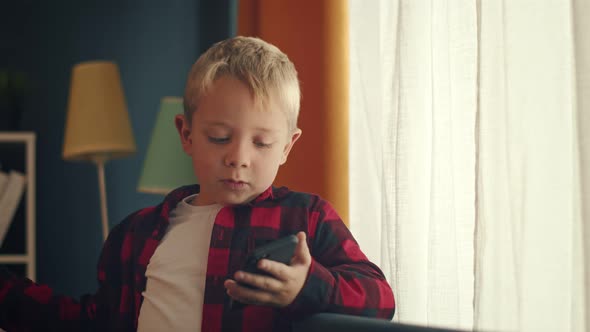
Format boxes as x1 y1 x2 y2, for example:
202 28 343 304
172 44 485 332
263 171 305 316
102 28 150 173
208 136 229 144
254 141 272 148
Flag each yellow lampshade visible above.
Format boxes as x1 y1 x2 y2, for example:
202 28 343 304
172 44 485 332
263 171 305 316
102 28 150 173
63 61 136 162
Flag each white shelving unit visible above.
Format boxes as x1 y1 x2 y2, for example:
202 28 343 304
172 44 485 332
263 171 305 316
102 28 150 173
0 132 36 280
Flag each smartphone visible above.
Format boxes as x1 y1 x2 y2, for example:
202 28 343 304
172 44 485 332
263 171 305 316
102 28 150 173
228 234 299 310
242 234 299 276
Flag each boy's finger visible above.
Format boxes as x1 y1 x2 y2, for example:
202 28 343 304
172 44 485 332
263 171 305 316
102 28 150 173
291 231 311 266
234 270 283 291
257 259 290 281
225 279 277 306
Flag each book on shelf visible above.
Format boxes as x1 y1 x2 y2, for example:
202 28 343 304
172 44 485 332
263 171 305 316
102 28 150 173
0 170 27 245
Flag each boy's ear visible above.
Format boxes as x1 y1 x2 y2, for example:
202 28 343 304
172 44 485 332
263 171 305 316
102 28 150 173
280 128 302 165
175 114 193 155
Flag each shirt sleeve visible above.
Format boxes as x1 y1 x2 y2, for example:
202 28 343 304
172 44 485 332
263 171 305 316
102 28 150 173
283 199 395 320
0 267 86 331
0 217 129 331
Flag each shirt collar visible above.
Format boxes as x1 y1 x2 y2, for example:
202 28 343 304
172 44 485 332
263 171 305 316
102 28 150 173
159 184 277 219
249 186 274 204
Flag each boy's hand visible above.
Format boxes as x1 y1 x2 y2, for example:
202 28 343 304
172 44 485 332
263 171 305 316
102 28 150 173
224 231 312 308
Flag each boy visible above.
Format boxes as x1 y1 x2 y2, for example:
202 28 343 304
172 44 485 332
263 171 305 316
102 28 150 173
0 36 394 331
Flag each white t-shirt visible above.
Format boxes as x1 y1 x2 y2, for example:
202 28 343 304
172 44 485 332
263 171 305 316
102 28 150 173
137 194 222 332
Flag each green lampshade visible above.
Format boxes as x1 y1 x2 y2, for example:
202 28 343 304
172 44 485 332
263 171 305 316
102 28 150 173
138 97 197 194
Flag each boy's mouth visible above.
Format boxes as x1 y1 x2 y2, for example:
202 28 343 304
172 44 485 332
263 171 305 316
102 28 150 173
221 179 248 190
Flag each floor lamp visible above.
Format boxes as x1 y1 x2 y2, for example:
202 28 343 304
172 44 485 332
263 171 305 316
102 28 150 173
138 97 197 195
63 61 136 241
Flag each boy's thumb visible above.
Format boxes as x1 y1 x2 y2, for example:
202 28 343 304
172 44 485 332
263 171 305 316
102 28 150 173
292 231 311 265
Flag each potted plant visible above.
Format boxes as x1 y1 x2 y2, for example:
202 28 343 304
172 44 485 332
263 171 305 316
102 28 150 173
0 70 28 131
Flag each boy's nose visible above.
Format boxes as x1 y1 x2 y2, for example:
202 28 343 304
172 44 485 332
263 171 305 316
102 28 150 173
224 142 250 168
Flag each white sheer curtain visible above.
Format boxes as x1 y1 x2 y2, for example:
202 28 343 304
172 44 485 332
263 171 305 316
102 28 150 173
349 1 589 331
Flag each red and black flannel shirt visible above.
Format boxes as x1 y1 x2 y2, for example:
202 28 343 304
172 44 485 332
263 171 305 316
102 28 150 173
0 185 395 331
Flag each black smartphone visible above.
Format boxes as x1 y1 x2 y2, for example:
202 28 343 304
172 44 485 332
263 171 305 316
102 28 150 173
228 234 299 310
242 234 299 276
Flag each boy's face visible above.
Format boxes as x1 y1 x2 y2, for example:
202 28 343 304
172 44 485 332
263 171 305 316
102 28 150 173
175 76 301 206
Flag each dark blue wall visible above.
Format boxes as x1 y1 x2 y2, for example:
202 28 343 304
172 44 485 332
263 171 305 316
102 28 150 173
2 0 236 297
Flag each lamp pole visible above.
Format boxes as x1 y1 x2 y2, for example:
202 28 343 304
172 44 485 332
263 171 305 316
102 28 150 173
94 157 109 241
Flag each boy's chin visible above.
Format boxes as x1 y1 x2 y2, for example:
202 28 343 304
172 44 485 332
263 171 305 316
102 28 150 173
194 192 254 206
216 192 259 206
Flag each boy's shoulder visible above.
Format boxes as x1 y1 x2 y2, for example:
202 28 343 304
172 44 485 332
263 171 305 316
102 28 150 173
110 205 161 235
269 186 329 210
112 185 200 231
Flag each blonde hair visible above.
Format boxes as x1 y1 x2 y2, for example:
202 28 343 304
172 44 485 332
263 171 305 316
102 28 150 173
183 36 301 132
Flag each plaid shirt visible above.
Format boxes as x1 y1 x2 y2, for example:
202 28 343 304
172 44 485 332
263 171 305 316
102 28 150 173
0 185 395 331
